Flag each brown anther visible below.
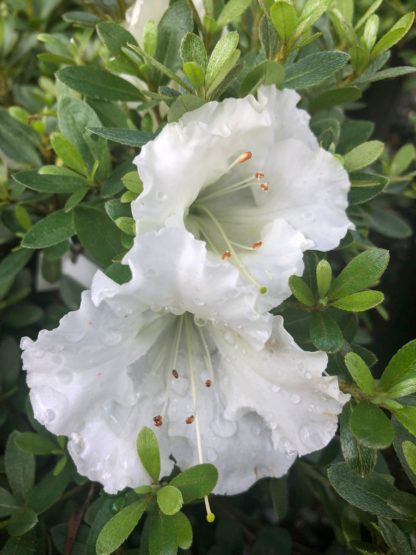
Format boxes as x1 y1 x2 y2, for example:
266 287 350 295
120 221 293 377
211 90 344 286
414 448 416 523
153 415 163 427
255 171 265 179
186 415 195 424
222 251 232 260
238 152 252 164
172 369 179 379
252 241 263 249
205 379 212 388
260 183 269 191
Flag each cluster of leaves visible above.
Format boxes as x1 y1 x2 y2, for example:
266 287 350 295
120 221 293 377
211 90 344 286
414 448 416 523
0 0 416 553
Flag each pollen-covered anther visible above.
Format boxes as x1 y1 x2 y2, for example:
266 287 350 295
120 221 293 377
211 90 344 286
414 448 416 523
172 369 179 379
153 415 163 427
205 379 212 388
255 171 265 179
222 251 232 260
238 151 252 164
260 183 269 191
186 415 195 424
252 241 263 249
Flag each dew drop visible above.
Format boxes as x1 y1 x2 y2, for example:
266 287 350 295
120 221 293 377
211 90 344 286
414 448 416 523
194 316 207 327
156 191 167 201
290 393 301 404
102 331 122 346
272 385 281 393
45 409 56 423
304 371 312 380
224 331 235 345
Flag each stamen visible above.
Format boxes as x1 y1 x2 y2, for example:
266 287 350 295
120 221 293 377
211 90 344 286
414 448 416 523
197 327 215 386
252 241 263 249
153 415 163 427
260 183 269 191
172 369 179 379
238 151 252 164
205 497 215 523
194 204 267 294
205 379 212 388
186 415 195 424
255 171 265 179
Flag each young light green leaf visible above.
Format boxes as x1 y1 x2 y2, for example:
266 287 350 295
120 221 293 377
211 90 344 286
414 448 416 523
363 14 379 51
310 312 344 353
170 464 218 503
345 352 375 394
171 511 193 550
183 61 205 89
96 498 150 555
344 141 384 171
371 12 415 59
137 427 161 483
205 31 240 92
217 0 252 27
329 248 389 299
50 133 88 175
270 1 298 42
316 259 332 298
379 340 416 394
149 511 177 555
289 275 315 306
350 402 394 449
180 32 207 69
22 210 75 249
331 290 384 312
284 51 349 89
392 406 416 437
402 441 416 475
390 144 415 176
157 486 183 516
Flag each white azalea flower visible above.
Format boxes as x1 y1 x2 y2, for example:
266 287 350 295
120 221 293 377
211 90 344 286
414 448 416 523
133 85 353 310
21 227 348 496
125 0 205 45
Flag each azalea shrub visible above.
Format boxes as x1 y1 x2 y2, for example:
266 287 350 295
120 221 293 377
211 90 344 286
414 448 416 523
1 0 416 553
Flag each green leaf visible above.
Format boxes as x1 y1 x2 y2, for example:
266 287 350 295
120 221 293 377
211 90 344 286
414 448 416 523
1 531 36 555
393 406 416 437
270 478 289 520
371 12 415 59
316 259 332 298
27 467 71 514
171 511 193 550
97 21 138 56
270 1 298 42
310 87 362 112
180 32 207 69
350 402 394 449
64 187 89 212
0 250 32 285
50 133 88 175
354 65 416 85
155 0 193 76
344 140 384 171
57 67 141 101
7 507 38 537
289 275 315 306
402 441 416 475
284 52 349 89
377 518 414 555
157 486 183 516
0 107 41 167
13 171 86 194
58 97 110 181
340 407 377 477
0 488 20 518
348 172 388 205
22 210 75 249
170 464 218 503
5 433 35 503
327 463 404 518
88 127 154 147
149 511 177 555
310 312 344 353
240 60 284 96
390 144 415 176
380 340 416 395
167 95 205 123
217 0 252 27
96 498 150 555
331 290 384 312
205 31 240 93
14 433 57 456
74 205 123 268
329 248 389 299
183 61 205 89
259 15 279 59
344 353 374 395
137 427 161 483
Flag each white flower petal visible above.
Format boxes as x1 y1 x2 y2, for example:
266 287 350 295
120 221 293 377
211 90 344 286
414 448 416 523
125 0 170 45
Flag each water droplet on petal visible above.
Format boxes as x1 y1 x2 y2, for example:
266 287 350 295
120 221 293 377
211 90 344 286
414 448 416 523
45 409 56 422
194 316 207 327
272 385 280 393
156 191 167 201
224 331 235 345
304 371 312 380
65 329 85 343
291 393 301 404
101 331 122 346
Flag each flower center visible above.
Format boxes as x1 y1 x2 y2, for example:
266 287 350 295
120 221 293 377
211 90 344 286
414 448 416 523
185 152 269 295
